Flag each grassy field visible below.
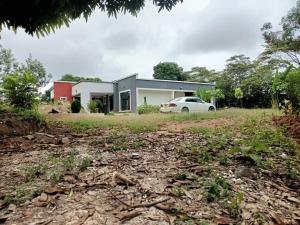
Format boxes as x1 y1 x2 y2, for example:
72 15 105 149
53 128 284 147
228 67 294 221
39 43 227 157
47 108 282 133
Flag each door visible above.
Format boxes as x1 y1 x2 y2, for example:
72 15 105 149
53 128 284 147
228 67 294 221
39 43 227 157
184 98 198 112
195 98 206 112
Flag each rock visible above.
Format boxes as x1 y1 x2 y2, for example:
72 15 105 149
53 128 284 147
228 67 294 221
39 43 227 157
25 135 35 140
39 193 48 202
8 204 16 212
131 153 140 159
49 108 61 114
287 197 300 204
60 137 70 144
44 186 63 194
235 166 254 178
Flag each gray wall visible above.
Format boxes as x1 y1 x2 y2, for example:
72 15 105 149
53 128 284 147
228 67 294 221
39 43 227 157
136 79 215 91
113 74 137 112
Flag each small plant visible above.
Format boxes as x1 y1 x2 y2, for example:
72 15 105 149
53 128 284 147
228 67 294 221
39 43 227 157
226 192 244 218
89 139 102 146
80 156 92 171
63 150 77 170
87 100 98 113
24 164 47 181
137 104 160 114
171 186 187 197
285 160 297 180
219 155 229 166
48 170 62 182
204 176 231 202
71 99 81 113
197 149 213 164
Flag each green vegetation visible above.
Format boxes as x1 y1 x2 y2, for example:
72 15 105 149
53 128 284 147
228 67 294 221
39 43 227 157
153 62 186 81
71 99 81 113
137 104 160 114
60 74 101 82
0 0 183 36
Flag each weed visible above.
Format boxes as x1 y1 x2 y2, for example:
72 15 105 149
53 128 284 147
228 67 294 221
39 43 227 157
204 176 231 202
89 139 102 146
24 164 47 181
171 186 187 197
197 149 213 164
226 192 244 218
63 150 77 170
219 155 229 166
48 170 62 182
131 139 145 148
253 212 268 224
285 160 297 179
175 171 189 180
80 156 92 171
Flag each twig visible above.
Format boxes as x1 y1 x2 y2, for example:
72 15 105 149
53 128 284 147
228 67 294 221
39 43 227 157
130 197 170 208
108 189 131 208
120 211 142 222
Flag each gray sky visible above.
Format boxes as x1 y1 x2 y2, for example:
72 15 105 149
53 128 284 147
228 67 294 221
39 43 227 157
0 0 297 82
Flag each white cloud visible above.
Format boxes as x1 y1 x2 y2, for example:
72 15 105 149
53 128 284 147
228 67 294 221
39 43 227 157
0 0 297 81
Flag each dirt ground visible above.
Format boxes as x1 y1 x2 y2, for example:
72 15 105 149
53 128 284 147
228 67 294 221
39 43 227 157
0 117 300 225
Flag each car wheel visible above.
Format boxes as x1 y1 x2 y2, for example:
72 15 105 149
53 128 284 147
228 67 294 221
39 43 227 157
208 106 215 111
182 107 189 113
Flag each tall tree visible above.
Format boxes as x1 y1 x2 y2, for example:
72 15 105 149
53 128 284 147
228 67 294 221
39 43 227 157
0 0 183 36
261 0 300 65
60 74 102 82
153 62 186 81
186 67 219 83
0 45 18 78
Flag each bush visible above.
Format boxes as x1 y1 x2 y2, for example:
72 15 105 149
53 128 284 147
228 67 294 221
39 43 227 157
286 69 300 113
71 99 81 113
88 100 98 113
87 100 103 113
2 71 39 109
17 109 45 124
137 104 160 114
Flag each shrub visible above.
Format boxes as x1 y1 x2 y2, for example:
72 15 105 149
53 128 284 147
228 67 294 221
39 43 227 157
2 71 39 109
17 109 45 124
137 104 160 114
71 99 81 113
88 100 98 113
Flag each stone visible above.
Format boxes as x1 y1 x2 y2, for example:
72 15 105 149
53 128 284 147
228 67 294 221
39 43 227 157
235 166 254 178
39 193 48 202
61 137 70 144
8 204 16 212
131 153 140 159
287 197 300 204
25 135 35 140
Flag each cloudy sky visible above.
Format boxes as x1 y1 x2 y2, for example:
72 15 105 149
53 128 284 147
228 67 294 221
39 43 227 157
0 0 297 82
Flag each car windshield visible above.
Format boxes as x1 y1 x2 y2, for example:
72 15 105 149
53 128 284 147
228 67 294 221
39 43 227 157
169 97 183 102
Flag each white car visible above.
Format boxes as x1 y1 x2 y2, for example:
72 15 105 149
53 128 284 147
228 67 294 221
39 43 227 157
160 97 216 113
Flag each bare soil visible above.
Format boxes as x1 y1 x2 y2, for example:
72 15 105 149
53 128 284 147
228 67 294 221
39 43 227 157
0 120 299 225
0 113 44 137
273 116 300 143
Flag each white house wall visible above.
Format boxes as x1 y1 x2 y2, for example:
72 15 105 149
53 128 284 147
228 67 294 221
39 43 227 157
137 89 173 106
72 82 114 111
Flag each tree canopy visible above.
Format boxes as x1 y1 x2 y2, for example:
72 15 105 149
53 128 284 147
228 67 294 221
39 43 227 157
60 74 102 82
261 0 300 65
0 0 183 36
153 62 186 81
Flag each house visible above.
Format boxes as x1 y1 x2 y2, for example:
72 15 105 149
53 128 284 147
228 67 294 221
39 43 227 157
49 81 76 102
50 74 215 113
72 74 215 112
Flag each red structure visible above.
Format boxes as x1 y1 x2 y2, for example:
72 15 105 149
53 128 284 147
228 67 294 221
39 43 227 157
52 81 76 103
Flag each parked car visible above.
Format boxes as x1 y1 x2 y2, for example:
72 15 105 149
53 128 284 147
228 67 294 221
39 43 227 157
160 97 215 113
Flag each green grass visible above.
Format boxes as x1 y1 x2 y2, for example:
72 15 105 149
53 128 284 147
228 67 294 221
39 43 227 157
54 109 281 133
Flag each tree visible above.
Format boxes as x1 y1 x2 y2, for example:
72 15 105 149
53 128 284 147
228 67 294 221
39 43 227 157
71 100 81 113
0 0 183 36
2 71 39 109
153 62 186 81
234 88 243 108
60 74 101 82
186 67 219 83
19 55 52 88
261 0 300 66
0 45 18 78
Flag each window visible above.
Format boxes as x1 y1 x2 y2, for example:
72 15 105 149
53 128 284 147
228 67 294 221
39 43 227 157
120 90 131 111
185 98 198 103
60 97 67 101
